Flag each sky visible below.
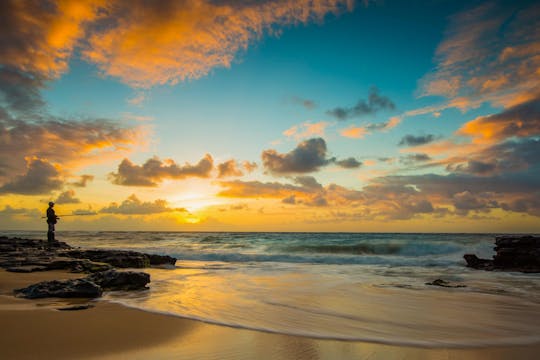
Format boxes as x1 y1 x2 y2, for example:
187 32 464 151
0 0 539 232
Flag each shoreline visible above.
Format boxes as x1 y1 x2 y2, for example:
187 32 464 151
2 270 540 359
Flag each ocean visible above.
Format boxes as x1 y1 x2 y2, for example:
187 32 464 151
3 231 540 348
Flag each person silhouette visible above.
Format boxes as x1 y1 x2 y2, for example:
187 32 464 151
46 202 59 244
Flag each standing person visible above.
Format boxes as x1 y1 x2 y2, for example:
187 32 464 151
46 202 59 244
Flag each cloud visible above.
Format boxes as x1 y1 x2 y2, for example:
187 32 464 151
217 160 244 178
262 137 334 174
282 195 296 204
110 154 214 186
0 1 102 80
81 0 353 88
220 163 540 219
100 194 186 214
399 153 431 165
0 112 146 183
335 157 362 169
0 205 40 217
457 95 540 143
451 190 498 216
69 175 95 188
290 96 317 110
218 180 314 199
283 121 330 140
242 161 258 173
399 134 438 147
340 126 369 139
339 116 400 139
501 194 540 217
0 67 45 114
55 190 81 204
0 157 63 195
419 2 540 102
327 87 395 121
72 208 98 216
445 138 540 176
294 176 323 190
364 116 401 131
2 1 352 89
218 177 438 218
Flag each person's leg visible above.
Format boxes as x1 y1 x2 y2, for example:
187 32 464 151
47 222 55 243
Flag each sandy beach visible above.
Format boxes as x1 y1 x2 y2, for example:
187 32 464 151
0 269 539 360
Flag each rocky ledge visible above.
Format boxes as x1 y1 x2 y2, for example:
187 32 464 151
1 236 177 300
464 235 540 273
0 236 176 273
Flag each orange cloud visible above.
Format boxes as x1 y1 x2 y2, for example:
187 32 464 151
0 116 147 183
283 121 330 140
457 96 540 143
217 160 244 178
82 0 353 87
340 126 368 139
1 0 103 79
418 2 540 109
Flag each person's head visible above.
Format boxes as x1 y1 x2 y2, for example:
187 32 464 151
48 202 54 208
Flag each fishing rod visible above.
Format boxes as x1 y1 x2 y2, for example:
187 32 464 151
41 213 97 218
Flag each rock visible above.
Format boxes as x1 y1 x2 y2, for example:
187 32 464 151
425 279 466 288
14 279 103 299
464 235 540 273
65 249 151 268
464 254 494 270
147 253 177 266
87 270 150 291
0 237 176 271
70 260 113 274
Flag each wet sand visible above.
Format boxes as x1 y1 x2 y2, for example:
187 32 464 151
1 269 539 360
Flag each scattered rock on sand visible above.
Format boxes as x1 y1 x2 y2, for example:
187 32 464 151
425 279 466 288
87 269 150 291
15 279 103 299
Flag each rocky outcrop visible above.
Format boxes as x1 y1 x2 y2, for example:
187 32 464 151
65 249 151 268
0 236 177 273
464 235 540 273
87 270 150 291
14 279 103 299
66 249 177 268
1 236 175 300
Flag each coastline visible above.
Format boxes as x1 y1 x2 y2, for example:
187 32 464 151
1 270 540 360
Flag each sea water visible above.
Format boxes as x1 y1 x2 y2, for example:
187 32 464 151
4 231 540 347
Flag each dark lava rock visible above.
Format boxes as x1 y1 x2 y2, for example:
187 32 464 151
425 279 466 288
65 249 177 268
464 235 540 273
147 253 177 266
1 237 176 272
15 279 103 299
464 254 495 270
65 249 151 268
87 270 150 291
